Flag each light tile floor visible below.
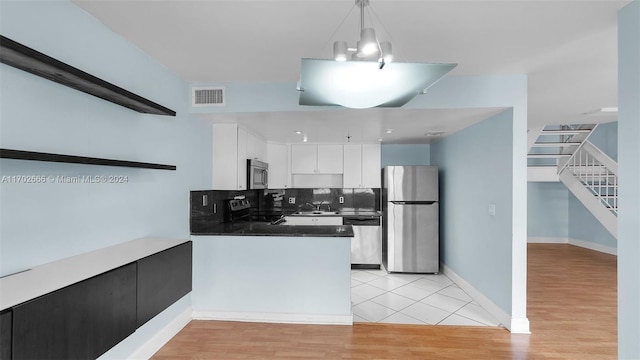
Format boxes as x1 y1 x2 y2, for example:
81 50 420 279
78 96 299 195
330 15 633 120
351 267 502 327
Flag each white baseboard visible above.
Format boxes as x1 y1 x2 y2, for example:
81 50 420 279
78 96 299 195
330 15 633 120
128 307 192 360
568 238 617 256
192 310 353 325
528 237 617 256
441 264 530 334
527 237 568 244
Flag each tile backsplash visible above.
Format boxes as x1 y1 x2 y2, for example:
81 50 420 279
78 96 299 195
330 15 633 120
190 187 380 230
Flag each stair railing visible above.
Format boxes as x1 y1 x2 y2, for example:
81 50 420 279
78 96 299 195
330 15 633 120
558 140 618 215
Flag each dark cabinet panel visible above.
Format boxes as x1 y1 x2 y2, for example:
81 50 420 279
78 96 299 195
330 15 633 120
137 242 192 327
12 264 137 360
0 310 11 360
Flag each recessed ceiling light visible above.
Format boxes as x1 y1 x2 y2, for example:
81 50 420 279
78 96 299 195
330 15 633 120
303 136 308 142
425 131 446 136
385 129 393 134
377 138 383 142
584 107 618 116
295 131 303 134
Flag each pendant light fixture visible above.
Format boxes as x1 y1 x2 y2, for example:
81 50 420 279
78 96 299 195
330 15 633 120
298 0 457 109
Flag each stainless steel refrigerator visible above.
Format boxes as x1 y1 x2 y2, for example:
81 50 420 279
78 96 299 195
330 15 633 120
382 166 439 273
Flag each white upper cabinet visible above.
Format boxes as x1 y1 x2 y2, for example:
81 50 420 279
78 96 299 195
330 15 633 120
317 145 344 173
236 127 248 190
291 144 318 174
361 143 381 188
342 143 381 188
246 132 267 161
212 123 244 190
266 143 290 189
213 124 270 190
343 144 363 188
291 144 344 174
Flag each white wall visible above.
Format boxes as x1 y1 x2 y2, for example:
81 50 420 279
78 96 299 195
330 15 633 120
0 0 212 356
617 1 640 358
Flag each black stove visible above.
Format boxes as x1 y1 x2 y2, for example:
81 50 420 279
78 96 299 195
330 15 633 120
225 198 252 222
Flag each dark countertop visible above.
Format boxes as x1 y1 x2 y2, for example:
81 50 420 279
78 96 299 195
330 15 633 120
283 209 381 218
332 210 381 217
191 221 354 237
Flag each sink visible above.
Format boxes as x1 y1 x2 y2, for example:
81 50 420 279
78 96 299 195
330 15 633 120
293 210 340 216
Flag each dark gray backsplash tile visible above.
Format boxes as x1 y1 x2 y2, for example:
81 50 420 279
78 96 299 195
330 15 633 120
190 187 380 232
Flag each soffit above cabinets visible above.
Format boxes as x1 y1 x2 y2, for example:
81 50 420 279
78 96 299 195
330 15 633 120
198 107 507 144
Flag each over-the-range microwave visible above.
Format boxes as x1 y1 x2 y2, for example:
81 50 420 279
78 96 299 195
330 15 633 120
247 159 268 189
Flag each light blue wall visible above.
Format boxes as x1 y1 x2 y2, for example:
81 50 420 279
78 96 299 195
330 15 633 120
192 236 351 316
431 109 514 314
381 144 430 167
194 74 529 327
567 194 617 248
617 1 640 358
564 121 618 247
527 182 569 238
590 121 618 161
0 0 212 357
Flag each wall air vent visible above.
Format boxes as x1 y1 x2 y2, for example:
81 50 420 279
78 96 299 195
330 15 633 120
192 87 225 107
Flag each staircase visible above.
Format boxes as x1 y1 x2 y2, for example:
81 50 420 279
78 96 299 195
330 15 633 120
527 124 618 239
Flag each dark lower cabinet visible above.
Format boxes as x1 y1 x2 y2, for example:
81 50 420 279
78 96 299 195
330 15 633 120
136 242 192 327
0 310 11 360
11 264 137 360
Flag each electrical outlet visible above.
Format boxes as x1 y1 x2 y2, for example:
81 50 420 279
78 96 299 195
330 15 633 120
289 197 296 204
339 196 344 204
488 203 496 216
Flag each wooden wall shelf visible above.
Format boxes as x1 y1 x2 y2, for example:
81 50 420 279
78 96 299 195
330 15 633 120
0 149 176 171
0 35 176 116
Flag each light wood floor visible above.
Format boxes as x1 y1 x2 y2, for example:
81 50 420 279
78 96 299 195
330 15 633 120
152 244 617 359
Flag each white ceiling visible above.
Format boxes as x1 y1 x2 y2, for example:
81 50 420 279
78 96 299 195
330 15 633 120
73 0 626 144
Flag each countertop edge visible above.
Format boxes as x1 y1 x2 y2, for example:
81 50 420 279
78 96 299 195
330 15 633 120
191 223 355 237
0 237 189 311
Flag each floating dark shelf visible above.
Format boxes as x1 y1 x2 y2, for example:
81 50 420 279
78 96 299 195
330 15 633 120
0 35 176 116
0 149 176 171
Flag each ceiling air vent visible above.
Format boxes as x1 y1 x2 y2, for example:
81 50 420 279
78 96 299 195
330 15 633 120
192 87 225 107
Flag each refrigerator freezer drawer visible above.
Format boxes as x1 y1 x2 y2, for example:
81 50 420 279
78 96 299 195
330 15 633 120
385 202 439 273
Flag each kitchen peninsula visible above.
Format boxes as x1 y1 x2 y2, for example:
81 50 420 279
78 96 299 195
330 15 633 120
189 188 381 325
190 192 360 325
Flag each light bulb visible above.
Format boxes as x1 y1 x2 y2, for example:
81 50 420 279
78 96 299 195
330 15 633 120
358 28 378 57
333 41 348 62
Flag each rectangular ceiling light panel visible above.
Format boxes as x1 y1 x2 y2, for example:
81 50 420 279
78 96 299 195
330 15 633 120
298 59 457 109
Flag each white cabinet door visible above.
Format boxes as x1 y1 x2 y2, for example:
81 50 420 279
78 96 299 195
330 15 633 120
291 145 318 174
291 144 344 174
283 216 342 225
212 124 239 190
314 217 343 226
266 143 290 189
236 127 248 190
317 145 344 174
342 144 380 188
247 132 267 161
283 216 314 225
343 144 362 188
362 144 381 188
